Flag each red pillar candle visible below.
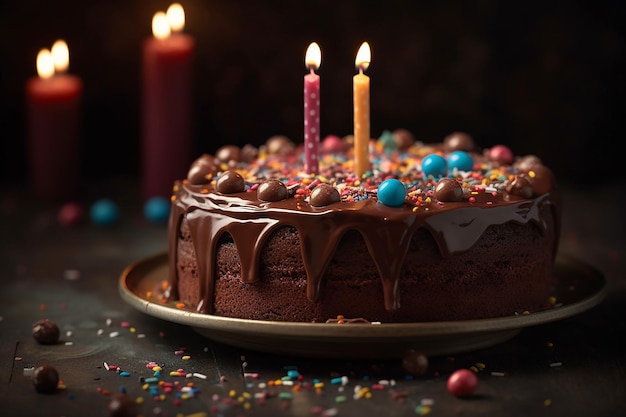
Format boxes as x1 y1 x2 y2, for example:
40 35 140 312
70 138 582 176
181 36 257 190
25 40 83 202
304 42 321 174
142 3 195 200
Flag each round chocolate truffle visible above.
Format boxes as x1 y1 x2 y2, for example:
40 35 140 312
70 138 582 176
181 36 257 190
506 175 533 199
515 154 543 172
33 364 59 394
216 170 245 194
32 319 60 345
266 135 295 156
402 350 429 376
108 393 140 417
443 132 475 152
187 154 217 185
257 180 289 202
215 145 241 163
392 128 415 150
241 144 259 163
309 183 340 207
524 164 554 196
434 178 463 202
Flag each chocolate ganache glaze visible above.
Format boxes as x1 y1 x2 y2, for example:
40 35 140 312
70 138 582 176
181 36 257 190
166 131 561 321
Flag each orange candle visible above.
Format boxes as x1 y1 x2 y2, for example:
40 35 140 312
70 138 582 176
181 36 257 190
25 40 83 202
353 42 371 177
142 3 195 200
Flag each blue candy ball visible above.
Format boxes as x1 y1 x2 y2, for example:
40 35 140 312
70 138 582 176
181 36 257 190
144 196 170 224
448 151 474 172
421 154 448 177
90 199 119 227
378 178 407 207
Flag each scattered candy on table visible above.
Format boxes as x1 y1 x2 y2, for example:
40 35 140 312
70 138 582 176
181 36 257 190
447 368 478 397
90 198 120 227
143 196 170 224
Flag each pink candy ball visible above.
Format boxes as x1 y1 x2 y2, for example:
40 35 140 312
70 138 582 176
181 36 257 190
321 135 344 153
447 369 478 397
488 144 514 165
57 202 84 227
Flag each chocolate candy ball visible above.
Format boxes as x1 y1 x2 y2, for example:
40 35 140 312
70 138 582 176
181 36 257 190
108 393 140 417
402 350 429 376
392 128 415 150
421 154 447 178
310 183 340 207
525 163 554 196
515 154 543 172
506 175 533 199
241 144 259 163
33 364 59 394
266 135 295 155
435 178 464 202
215 145 241 163
257 180 288 202
447 369 478 397
443 131 475 152
377 179 407 207
216 170 245 194
32 319 60 345
187 154 217 185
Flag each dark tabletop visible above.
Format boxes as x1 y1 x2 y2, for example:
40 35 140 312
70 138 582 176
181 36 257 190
0 178 624 417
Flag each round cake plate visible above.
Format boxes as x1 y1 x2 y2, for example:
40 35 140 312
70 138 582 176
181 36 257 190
119 253 607 359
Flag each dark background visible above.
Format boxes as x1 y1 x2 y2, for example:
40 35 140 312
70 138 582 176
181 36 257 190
1 0 624 191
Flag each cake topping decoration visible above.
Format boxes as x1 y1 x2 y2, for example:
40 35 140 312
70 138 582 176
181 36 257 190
215 145 241 164
443 131 475 152
488 144 514 165
377 178 407 207
434 178 464 202
257 179 289 202
506 175 533 199
216 170 245 194
421 154 447 177
447 150 474 172
187 154 216 185
309 183 340 207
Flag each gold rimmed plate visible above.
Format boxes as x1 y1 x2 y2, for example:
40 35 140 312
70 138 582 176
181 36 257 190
119 253 606 358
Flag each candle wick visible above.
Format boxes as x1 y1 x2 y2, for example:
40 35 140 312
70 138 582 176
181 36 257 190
309 67 315 75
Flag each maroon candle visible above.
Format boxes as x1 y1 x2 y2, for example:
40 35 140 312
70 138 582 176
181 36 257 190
26 41 83 202
141 5 194 200
304 42 321 174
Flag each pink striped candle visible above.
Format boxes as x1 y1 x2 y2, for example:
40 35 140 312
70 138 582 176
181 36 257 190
304 42 321 174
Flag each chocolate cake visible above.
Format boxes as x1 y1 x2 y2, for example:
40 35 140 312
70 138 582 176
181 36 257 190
166 131 561 323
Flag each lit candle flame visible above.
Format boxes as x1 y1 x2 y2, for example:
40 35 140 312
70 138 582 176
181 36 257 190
36 48 55 80
355 42 371 72
152 11 171 40
51 39 69 73
167 3 185 33
305 42 321 71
